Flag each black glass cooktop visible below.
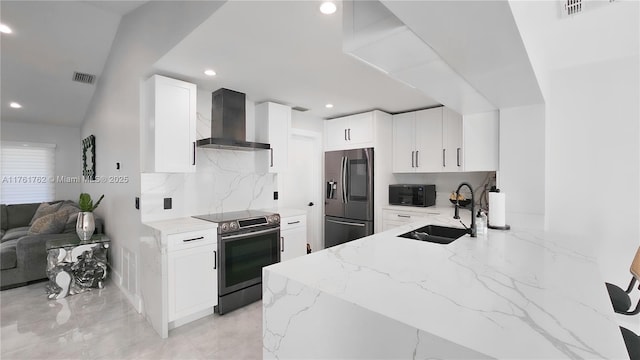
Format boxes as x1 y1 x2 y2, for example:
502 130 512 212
192 210 275 223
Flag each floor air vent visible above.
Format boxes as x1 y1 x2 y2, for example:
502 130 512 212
72 71 96 84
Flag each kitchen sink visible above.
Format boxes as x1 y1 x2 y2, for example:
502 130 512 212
398 225 468 244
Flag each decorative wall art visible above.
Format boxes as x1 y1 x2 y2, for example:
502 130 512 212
82 135 96 181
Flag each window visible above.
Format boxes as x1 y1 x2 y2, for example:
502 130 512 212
1 142 56 204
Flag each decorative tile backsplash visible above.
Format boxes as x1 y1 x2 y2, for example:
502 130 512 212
141 150 276 222
140 102 276 222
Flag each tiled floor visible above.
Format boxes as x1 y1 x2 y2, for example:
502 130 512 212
0 280 263 359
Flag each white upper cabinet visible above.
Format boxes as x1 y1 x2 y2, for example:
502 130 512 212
255 102 291 173
324 112 374 151
442 107 463 172
392 112 416 172
392 107 497 173
392 107 443 172
142 75 196 173
415 107 444 172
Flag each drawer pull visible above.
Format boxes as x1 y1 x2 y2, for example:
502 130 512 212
287 221 301 225
281 237 285 252
213 250 217 270
182 236 204 242
397 214 411 218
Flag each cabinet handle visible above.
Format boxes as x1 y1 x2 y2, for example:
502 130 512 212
270 148 274 167
287 221 300 225
442 149 446 167
344 129 347 141
348 128 351 141
457 147 461 167
415 150 419 167
397 214 411 218
411 151 415 168
281 236 285 252
192 142 196 166
182 236 204 242
213 250 217 270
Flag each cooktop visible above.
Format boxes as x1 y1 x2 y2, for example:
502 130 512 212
192 210 276 223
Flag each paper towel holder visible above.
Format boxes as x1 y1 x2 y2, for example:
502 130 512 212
488 187 511 230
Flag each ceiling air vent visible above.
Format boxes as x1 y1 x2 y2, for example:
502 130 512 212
292 106 309 112
72 71 96 85
562 0 616 17
564 0 583 15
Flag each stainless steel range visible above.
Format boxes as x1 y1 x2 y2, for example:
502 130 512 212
192 210 280 315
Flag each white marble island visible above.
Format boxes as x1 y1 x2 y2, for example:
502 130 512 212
263 214 628 359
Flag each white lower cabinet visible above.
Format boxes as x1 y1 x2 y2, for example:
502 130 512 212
168 244 217 322
166 230 217 323
382 208 440 231
280 214 307 262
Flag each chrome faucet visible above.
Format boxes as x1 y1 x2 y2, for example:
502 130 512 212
453 182 476 237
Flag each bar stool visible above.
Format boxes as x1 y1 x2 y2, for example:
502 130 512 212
620 327 640 360
606 246 640 315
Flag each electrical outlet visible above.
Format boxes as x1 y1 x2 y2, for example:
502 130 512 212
273 191 278 200
164 198 172 210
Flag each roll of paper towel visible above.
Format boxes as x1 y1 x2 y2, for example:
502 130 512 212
489 192 506 227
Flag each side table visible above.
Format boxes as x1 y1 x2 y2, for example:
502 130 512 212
46 234 110 299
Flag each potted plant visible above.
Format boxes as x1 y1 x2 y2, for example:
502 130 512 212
76 193 104 241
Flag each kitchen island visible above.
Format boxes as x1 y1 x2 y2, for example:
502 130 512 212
262 211 628 359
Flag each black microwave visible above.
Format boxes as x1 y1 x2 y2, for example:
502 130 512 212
389 184 436 207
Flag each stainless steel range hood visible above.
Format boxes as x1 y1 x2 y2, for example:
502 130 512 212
197 88 271 151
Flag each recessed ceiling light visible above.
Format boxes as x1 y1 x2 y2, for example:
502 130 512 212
9 102 22 109
325 103 334 109
0 23 12 34
204 69 216 76
319 1 337 15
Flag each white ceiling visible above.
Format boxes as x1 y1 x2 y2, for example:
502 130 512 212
0 1 145 127
152 0 440 120
1 0 540 128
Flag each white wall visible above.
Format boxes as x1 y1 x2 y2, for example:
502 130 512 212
498 104 545 229
292 110 324 133
80 1 225 309
1 121 82 201
547 55 639 284
509 0 640 287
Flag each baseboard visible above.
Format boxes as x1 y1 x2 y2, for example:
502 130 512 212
169 307 214 329
110 269 143 313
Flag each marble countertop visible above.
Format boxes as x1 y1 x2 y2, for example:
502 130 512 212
143 208 306 235
142 217 218 235
264 218 627 358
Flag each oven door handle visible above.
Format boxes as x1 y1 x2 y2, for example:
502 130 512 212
220 227 279 240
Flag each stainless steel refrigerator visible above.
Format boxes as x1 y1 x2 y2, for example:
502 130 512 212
324 147 374 248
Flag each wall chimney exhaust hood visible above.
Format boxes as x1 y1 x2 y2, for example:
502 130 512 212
197 88 271 151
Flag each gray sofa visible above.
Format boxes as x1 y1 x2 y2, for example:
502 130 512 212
1 201 104 290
